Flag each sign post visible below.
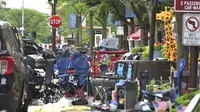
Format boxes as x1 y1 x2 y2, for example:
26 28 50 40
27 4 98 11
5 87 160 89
49 15 62 50
182 13 199 89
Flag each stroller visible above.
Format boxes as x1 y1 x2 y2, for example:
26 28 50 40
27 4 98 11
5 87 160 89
54 50 91 98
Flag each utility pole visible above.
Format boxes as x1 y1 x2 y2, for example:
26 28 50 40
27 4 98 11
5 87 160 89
48 0 57 51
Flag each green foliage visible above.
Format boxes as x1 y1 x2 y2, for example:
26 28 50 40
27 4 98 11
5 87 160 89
131 46 149 60
131 43 165 60
171 90 200 111
0 8 50 43
0 0 6 9
176 90 200 106
161 43 167 58
57 0 103 44
132 47 145 54
146 79 171 92
142 46 149 60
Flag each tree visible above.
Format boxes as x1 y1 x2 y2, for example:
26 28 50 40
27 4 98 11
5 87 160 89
57 0 91 46
94 1 109 39
0 8 51 43
148 0 159 60
0 0 6 9
83 0 101 56
120 0 149 47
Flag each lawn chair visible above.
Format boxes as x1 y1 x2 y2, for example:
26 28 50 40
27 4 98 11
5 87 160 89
67 52 91 98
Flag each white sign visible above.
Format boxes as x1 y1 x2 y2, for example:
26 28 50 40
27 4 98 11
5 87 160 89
183 14 200 46
94 34 103 47
117 26 124 35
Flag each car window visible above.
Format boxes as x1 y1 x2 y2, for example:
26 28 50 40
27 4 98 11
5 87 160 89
2 28 20 53
0 29 3 50
12 27 23 52
8 27 21 52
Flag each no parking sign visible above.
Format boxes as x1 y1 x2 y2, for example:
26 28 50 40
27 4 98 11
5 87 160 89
182 14 200 46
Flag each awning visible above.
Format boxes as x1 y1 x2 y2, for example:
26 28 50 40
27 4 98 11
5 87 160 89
127 29 150 40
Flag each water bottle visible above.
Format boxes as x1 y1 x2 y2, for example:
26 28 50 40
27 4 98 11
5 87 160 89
110 100 118 111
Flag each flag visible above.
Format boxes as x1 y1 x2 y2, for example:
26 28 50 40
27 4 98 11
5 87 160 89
68 13 76 29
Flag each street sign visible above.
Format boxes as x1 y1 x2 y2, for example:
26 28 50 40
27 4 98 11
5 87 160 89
182 14 200 46
49 15 62 28
175 0 200 12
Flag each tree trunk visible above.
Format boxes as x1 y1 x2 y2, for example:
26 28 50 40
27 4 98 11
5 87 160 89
75 14 80 47
102 25 107 39
79 15 82 46
128 18 135 48
155 21 158 42
134 18 140 32
175 13 189 69
149 1 158 60
140 27 148 46
89 11 94 57
117 35 123 50
123 21 128 50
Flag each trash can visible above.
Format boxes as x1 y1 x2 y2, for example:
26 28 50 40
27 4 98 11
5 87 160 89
116 81 138 109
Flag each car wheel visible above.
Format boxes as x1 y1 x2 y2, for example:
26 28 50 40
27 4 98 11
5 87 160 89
16 82 29 112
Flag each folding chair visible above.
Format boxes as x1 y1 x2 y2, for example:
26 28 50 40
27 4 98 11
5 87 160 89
66 53 91 98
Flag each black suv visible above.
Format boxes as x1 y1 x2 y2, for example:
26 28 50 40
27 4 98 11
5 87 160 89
0 20 27 112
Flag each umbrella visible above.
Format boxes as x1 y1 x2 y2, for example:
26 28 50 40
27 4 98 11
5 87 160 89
127 29 150 40
100 38 118 49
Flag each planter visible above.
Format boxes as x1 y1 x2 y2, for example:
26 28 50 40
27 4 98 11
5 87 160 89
134 40 141 48
153 49 162 59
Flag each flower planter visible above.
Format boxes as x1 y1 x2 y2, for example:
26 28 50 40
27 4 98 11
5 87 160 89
153 49 162 59
134 40 141 48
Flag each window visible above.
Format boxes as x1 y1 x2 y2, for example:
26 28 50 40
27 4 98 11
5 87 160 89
11 27 22 51
2 28 20 53
0 29 3 50
8 28 20 52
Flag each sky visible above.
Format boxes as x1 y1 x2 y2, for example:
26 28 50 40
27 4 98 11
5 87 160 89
6 0 51 14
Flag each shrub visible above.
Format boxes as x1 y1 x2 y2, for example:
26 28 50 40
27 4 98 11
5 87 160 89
175 90 200 111
132 47 143 54
142 46 149 60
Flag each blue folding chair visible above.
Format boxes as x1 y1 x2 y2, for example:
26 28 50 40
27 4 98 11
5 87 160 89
66 53 91 97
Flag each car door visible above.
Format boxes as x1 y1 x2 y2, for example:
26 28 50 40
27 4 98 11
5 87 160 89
3 27 25 99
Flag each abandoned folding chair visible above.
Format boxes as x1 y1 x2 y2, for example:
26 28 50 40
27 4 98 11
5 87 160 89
64 53 91 99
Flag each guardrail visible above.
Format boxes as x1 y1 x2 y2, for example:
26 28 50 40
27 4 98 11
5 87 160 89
184 93 200 112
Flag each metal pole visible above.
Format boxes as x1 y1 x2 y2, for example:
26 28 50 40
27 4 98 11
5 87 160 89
51 0 57 51
189 46 199 89
22 0 25 37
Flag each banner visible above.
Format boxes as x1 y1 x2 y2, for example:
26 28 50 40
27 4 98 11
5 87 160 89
114 21 121 26
107 12 113 25
117 26 124 35
68 13 76 29
125 2 136 18
81 15 86 28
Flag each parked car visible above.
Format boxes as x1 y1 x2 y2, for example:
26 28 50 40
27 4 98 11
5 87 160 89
0 20 28 112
